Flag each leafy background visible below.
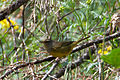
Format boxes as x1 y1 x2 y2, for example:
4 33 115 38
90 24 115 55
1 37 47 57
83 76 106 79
0 0 120 79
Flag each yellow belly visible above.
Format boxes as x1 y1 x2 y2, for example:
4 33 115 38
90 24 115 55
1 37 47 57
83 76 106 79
49 47 73 58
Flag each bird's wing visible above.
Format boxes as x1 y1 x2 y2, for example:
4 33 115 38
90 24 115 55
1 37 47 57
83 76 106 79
52 41 74 49
61 41 74 47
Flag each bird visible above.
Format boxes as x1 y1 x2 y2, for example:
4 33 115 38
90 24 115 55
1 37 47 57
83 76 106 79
40 36 89 58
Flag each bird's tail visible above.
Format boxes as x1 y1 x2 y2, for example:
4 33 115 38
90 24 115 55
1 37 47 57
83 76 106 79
72 36 90 47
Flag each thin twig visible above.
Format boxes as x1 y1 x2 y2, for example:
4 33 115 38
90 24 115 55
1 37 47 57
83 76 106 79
7 18 16 46
22 4 26 60
42 58 60 80
0 39 4 66
94 43 102 80
51 32 120 79
12 16 46 62
39 59 55 71
51 47 95 79
0 27 11 40
7 17 19 80
0 32 120 79
72 32 120 53
58 8 80 22
0 56 56 79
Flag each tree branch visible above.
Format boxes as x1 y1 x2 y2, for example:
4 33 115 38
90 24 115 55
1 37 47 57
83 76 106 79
0 56 56 79
0 32 120 79
0 0 29 21
72 32 120 53
52 32 120 79
52 47 95 79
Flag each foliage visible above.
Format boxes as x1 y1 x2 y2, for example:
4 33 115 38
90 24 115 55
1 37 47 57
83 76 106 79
101 48 120 68
0 0 120 80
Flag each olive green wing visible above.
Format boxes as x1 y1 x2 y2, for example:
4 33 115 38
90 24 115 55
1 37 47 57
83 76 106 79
52 41 74 49
61 41 74 47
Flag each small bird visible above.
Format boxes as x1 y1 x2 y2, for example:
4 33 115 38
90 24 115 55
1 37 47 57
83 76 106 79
40 36 89 58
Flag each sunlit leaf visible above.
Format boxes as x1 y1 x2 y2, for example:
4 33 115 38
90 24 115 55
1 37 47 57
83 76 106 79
101 48 120 68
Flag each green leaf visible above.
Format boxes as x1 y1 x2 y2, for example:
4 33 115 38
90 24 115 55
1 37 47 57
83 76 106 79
101 48 120 68
87 62 98 72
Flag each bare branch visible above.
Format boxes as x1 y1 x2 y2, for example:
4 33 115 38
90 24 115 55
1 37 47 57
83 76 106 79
58 8 80 22
0 0 29 21
0 56 56 79
42 59 60 80
72 32 120 53
0 32 120 79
